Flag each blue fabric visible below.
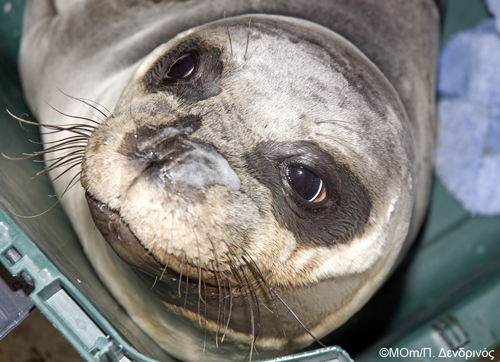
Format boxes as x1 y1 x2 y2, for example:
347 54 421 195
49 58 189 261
436 1 500 215
486 0 500 31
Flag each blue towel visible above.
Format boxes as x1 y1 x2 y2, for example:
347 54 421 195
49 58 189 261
436 1 500 215
487 0 500 30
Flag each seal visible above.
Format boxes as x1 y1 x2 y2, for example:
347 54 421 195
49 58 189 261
19 0 439 360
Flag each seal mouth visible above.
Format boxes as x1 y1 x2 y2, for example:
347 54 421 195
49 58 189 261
85 193 243 296
85 194 300 340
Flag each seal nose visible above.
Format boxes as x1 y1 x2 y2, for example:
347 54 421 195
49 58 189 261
121 122 241 191
125 124 185 163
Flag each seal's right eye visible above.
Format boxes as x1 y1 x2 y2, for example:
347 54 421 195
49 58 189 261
167 53 195 79
287 166 327 203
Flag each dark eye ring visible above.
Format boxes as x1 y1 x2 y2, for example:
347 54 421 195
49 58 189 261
287 166 327 203
166 53 195 79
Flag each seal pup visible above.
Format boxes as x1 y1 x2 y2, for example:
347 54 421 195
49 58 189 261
19 0 439 360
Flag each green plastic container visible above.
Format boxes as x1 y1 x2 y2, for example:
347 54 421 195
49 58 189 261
1 0 499 361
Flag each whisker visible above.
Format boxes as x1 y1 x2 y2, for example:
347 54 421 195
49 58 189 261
49 161 83 183
208 237 224 345
184 269 189 309
9 171 82 219
244 19 252 60
224 11 233 57
221 271 233 343
42 98 101 128
178 254 184 298
230 262 255 362
211 261 222 346
57 88 111 120
220 241 256 360
35 142 86 156
150 277 159 290
241 256 326 348
39 149 85 163
29 135 88 145
159 255 170 281
198 266 202 326
38 154 83 177
242 253 287 343
202 269 207 355
241 265 261 353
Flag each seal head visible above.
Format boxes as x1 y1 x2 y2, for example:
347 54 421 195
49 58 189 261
80 14 415 360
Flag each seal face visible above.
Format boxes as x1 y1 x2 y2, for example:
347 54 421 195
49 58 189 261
81 14 415 356
19 1 439 361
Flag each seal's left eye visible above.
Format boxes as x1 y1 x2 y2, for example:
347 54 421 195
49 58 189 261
287 166 326 203
167 54 195 79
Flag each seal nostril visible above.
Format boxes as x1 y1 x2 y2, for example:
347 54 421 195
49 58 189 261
119 121 240 191
125 126 182 162
120 116 202 163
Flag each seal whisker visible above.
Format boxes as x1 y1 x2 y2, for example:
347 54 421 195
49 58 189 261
35 152 84 178
57 88 111 120
197 265 203 326
159 255 170 283
202 269 208 356
186 214 206 326
229 261 256 362
35 120 96 133
47 158 84 183
223 11 233 58
219 270 233 343
208 237 234 343
10 171 82 219
6 109 94 139
33 143 86 158
240 264 261 353
29 127 92 137
220 240 257 360
207 226 241 341
241 256 326 348
39 149 85 163
184 269 189 309
150 277 159 290
207 237 225 345
30 136 89 146
241 252 288 344
244 19 252 61
178 254 185 298
79 99 112 119
210 261 223 346
42 99 101 128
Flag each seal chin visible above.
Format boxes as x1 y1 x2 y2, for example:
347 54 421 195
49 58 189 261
85 193 240 291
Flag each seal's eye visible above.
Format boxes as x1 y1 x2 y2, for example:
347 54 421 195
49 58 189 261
167 54 195 79
287 166 326 203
